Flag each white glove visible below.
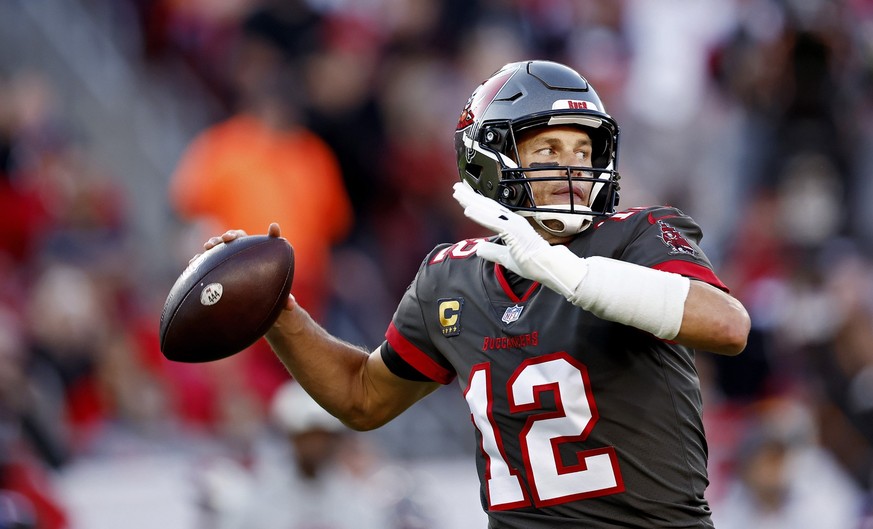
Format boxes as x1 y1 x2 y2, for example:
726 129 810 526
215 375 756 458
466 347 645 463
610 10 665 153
452 182 587 299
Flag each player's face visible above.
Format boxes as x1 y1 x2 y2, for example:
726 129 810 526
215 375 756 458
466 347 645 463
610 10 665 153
516 125 595 210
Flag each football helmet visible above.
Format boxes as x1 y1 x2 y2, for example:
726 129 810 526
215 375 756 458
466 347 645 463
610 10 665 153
455 60 620 236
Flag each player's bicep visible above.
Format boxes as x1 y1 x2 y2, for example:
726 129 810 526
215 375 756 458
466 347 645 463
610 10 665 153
358 348 440 430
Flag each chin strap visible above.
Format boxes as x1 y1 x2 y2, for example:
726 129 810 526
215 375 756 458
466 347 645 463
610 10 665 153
519 205 593 236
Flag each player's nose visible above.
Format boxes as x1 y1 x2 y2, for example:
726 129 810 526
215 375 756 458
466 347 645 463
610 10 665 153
558 150 586 173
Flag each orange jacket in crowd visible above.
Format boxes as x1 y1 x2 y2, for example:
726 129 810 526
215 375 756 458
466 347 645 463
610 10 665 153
170 113 353 320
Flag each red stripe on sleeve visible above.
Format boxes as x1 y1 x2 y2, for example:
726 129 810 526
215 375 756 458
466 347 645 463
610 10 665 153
653 260 730 292
386 323 455 384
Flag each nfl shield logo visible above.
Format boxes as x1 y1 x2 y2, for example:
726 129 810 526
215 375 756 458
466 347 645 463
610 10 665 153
501 305 524 324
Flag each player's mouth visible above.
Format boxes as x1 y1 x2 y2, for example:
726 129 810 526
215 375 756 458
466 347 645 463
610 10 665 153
552 184 588 206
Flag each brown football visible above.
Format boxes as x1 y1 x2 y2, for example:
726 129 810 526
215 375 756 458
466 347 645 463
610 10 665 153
159 235 294 363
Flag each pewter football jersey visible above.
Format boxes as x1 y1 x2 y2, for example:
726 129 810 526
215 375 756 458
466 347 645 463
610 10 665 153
381 206 727 528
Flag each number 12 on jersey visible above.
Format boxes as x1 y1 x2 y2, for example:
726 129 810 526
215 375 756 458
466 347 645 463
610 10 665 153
464 352 625 510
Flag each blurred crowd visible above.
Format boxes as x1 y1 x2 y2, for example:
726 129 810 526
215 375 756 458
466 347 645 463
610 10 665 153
1 0 873 527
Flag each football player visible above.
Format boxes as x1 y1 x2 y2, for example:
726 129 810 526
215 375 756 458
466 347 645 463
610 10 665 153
206 60 750 528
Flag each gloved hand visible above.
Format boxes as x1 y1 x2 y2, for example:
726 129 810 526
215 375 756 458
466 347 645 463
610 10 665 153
452 182 690 339
452 182 587 299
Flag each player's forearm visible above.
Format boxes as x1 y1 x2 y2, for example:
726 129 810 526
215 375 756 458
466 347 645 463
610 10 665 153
674 281 750 356
265 303 375 429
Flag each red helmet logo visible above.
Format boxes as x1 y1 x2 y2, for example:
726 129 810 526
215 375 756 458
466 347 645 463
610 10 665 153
456 69 514 131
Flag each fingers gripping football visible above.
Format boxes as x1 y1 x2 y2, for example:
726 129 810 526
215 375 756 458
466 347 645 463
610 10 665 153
161 231 295 362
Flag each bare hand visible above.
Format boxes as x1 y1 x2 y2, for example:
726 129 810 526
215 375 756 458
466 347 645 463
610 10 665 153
262 224 293 311
203 229 247 252
189 223 284 264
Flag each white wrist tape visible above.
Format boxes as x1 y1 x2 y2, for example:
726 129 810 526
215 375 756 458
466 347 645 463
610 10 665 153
554 254 690 340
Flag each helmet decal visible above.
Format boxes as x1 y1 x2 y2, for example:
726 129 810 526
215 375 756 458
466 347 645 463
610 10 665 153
457 68 514 131
552 99 600 111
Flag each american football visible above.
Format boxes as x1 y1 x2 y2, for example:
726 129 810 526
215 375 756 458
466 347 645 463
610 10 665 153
159 235 294 363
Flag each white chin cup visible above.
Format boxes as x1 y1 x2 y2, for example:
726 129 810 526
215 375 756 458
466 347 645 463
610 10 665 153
520 205 593 237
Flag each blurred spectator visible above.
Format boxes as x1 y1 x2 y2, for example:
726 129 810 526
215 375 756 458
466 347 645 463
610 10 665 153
0 306 70 529
24 263 112 449
709 0 860 239
0 72 59 264
369 54 464 299
806 247 873 489
169 4 352 323
711 397 865 529
196 380 425 529
136 0 262 109
300 11 387 223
